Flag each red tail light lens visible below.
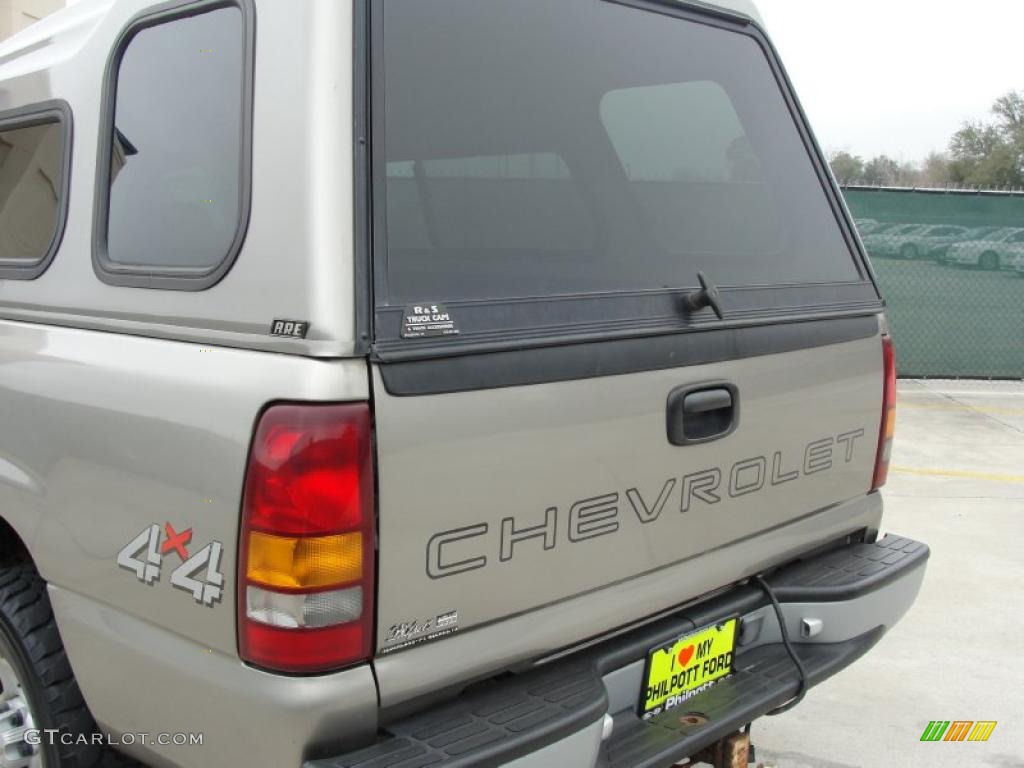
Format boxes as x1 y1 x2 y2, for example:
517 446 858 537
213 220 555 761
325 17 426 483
238 404 374 673
872 336 896 491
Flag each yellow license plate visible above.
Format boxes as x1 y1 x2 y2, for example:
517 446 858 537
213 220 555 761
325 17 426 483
640 617 738 718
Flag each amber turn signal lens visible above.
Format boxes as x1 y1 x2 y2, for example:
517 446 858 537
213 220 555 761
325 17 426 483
246 531 362 590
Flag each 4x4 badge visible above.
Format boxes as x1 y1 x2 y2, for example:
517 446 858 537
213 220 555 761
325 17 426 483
117 523 225 607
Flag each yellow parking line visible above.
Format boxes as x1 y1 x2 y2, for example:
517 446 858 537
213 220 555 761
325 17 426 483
891 465 1024 484
899 402 1024 416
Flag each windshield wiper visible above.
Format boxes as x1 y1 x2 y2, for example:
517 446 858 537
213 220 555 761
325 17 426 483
682 271 725 320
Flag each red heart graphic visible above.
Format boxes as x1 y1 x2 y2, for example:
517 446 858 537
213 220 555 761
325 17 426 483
677 645 695 667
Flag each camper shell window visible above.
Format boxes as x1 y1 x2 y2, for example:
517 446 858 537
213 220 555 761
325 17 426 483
0 102 72 280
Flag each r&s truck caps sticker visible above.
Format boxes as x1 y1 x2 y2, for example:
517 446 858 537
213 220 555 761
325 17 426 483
401 303 460 339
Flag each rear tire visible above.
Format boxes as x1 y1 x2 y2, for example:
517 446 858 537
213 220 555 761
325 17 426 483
978 251 999 271
899 243 919 259
0 564 102 768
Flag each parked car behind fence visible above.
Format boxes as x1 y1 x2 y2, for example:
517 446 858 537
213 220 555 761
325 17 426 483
853 217 882 234
943 227 1024 271
843 186 1024 378
859 223 971 260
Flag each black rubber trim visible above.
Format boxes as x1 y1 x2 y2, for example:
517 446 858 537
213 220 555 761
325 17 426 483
601 0 752 24
765 533 930 602
91 0 255 291
599 630 883 768
0 100 73 281
305 661 608 768
378 314 878 396
305 534 925 768
373 284 882 361
352 0 373 355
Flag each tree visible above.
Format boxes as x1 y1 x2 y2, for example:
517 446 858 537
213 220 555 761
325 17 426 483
829 151 865 183
830 152 926 187
862 155 900 186
894 159 923 187
919 152 952 187
832 91 1024 190
948 90 1024 187
993 91 1024 137
950 122 1003 164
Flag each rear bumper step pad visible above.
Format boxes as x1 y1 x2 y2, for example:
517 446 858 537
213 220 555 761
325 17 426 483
307 662 606 768
766 534 927 601
306 534 927 768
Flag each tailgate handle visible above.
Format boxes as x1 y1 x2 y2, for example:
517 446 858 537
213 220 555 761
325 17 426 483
667 383 739 446
682 388 732 414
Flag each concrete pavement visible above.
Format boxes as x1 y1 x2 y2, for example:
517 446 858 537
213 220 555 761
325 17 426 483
754 380 1024 768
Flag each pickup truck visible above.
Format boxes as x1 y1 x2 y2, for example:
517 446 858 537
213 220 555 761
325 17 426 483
0 0 926 766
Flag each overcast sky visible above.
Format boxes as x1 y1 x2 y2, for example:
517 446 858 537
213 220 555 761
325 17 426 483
756 0 1024 162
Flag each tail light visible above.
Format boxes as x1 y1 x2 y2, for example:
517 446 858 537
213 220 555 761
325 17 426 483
872 335 896 491
238 404 374 673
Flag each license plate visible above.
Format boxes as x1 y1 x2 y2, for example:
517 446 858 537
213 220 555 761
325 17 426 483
639 617 739 718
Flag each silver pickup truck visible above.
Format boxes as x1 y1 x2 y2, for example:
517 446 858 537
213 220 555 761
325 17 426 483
0 0 926 766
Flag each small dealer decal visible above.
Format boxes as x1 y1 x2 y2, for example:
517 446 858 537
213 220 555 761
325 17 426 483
401 303 460 339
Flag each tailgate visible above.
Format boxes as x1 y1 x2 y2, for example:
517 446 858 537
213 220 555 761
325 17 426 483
364 0 885 669
373 323 882 652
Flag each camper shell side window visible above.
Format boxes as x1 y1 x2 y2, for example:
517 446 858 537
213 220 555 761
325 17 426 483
93 0 255 291
0 101 72 281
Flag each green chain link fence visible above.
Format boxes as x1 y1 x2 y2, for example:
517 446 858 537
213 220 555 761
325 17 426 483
842 186 1024 379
